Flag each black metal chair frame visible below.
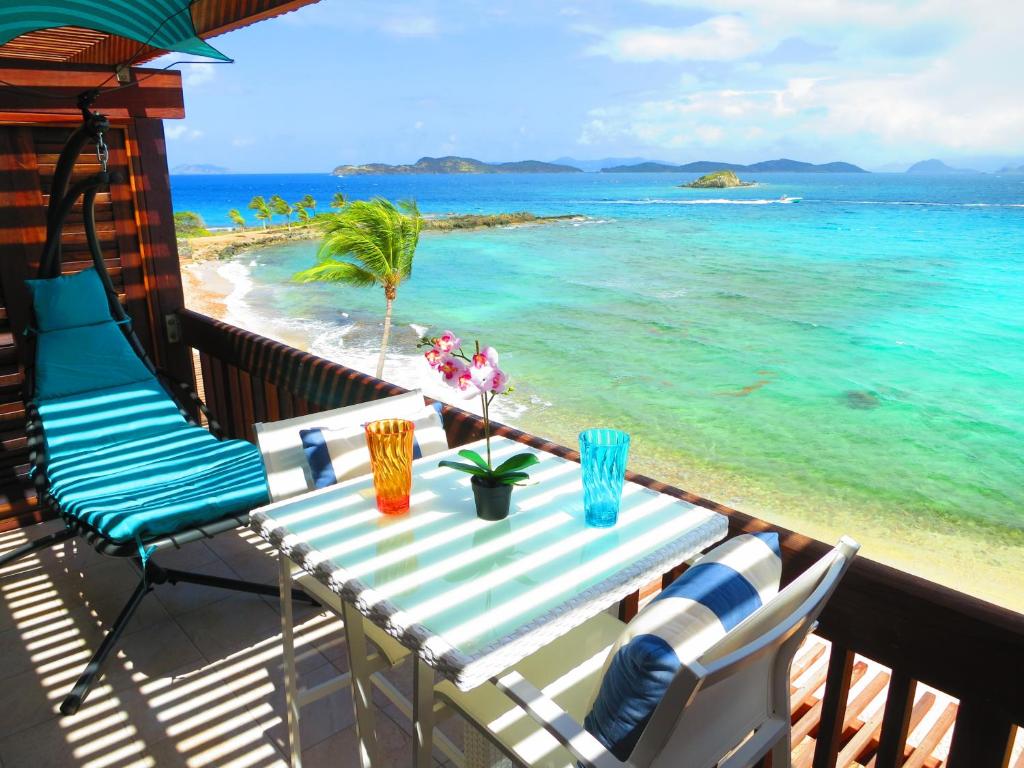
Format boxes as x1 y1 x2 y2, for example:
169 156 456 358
3 95 314 716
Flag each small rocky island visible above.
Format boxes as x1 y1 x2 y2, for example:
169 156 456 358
681 170 756 188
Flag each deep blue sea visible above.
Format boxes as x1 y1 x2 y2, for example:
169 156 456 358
172 171 1024 606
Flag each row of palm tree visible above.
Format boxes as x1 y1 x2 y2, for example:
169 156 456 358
229 191 347 230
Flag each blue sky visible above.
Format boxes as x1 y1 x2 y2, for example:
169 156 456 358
158 0 1024 172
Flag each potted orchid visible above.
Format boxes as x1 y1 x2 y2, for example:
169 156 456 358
421 331 538 520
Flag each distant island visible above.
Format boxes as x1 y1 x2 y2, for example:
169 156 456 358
603 158 867 173
550 156 655 172
331 156 582 176
172 164 229 175
906 159 981 175
681 170 755 188
997 163 1024 174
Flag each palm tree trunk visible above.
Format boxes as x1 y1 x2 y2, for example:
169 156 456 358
377 296 393 379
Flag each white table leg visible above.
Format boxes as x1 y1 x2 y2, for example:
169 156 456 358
279 557 302 767
341 599 379 768
413 657 435 768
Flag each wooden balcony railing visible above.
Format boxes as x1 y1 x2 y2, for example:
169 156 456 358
179 308 1023 768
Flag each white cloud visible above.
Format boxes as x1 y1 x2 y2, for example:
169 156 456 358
578 1 1024 158
380 15 438 37
587 16 761 62
182 63 217 88
232 137 256 148
165 124 204 141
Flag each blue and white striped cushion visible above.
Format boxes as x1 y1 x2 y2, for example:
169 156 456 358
300 402 447 489
584 532 782 760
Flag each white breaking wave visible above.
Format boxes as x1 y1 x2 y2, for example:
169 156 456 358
585 198 795 206
217 260 257 329
827 200 1024 208
308 331 527 423
577 198 1024 208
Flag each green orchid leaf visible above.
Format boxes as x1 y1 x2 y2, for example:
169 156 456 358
438 460 489 477
457 449 490 470
494 471 531 485
493 453 540 475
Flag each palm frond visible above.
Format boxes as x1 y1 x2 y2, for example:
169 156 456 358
301 197 421 289
293 261 379 287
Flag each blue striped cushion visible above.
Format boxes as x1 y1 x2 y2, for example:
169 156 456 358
584 532 781 760
300 402 447 489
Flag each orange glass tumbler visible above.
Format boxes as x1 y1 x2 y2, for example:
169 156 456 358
364 419 415 515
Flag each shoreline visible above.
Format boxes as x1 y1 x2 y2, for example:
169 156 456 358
179 212 587 263
181 249 1024 614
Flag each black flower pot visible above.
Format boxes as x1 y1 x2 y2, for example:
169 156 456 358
471 476 512 521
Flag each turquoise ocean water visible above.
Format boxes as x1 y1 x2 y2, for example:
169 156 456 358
172 172 1024 601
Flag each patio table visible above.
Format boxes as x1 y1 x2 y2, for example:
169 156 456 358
251 435 728 767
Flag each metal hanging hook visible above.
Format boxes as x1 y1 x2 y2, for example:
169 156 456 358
95 132 109 173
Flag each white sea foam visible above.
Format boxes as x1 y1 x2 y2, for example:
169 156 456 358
830 200 1024 208
306 331 527 423
217 260 257 329
586 198 795 206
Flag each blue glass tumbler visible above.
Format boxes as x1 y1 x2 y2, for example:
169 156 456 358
579 429 630 527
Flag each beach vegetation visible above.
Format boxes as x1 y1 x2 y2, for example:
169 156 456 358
423 211 580 231
330 191 347 209
228 208 246 229
294 203 312 228
293 197 422 379
173 210 211 238
299 194 317 215
681 170 755 188
248 195 272 229
269 194 294 228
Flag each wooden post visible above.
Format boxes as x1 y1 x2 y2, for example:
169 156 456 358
124 117 193 386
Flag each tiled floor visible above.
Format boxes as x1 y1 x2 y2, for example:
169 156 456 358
0 520 462 768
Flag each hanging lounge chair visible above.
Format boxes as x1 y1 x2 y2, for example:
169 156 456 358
1 101 310 715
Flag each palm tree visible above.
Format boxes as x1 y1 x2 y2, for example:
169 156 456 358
294 203 312 228
248 196 272 229
294 197 422 379
330 191 347 210
270 194 293 228
228 208 246 229
300 194 316 216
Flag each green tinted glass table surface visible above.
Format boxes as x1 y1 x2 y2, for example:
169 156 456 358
252 436 728 691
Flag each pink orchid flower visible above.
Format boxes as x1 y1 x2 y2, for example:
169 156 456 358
482 346 500 367
424 346 447 369
456 369 479 398
490 367 509 393
436 331 461 354
470 363 495 393
438 356 467 384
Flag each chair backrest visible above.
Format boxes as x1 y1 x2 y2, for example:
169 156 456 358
632 537 859 768
254 390 428 502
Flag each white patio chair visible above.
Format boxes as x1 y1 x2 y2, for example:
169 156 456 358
435 536 859 768
254 390 462 765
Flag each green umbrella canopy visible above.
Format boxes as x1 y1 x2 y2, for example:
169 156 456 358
0 0 230 61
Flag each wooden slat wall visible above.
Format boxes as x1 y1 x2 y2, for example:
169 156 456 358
179 307 1024 767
